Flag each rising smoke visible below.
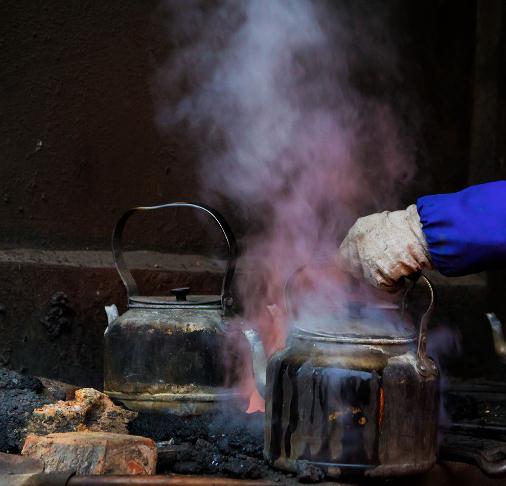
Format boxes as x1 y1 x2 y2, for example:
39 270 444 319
154 0 417 349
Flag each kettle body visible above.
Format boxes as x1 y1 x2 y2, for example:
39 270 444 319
104 202 243 415
250 273 439 479
264 329 439 478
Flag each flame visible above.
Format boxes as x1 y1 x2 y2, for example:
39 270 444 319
377 386 385 428
247 386 265 413
244 305 288 414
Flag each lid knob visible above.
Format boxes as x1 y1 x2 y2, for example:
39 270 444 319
170 287 191 301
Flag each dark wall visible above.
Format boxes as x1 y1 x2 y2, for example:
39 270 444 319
395 0 477 194
0 0 478 253
0 0 224 254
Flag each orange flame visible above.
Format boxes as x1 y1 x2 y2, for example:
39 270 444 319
247 386 265 413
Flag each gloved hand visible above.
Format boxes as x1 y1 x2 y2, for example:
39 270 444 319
338 204 433 290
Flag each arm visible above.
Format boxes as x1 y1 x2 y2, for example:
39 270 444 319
338 180 506 288
417 181 506 276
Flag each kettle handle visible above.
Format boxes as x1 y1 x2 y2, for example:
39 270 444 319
404 273 438 377
112 202 237 310
283 265 306 319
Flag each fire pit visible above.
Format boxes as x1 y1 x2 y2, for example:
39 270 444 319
3 352 506 484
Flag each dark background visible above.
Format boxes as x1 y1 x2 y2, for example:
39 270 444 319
0 0 505 388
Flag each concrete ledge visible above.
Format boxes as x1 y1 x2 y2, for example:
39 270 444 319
0 249 226 273
0 249 499 389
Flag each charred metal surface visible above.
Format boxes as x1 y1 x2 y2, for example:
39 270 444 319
264 336 439 478
104 307 245 414
372 355 439 476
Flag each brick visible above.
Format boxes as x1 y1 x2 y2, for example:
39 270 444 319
21 432 156 475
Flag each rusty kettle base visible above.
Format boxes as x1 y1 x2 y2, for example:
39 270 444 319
106 389 246 416
263 348 439 479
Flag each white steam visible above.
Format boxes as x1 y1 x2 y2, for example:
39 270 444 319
155 0 416 345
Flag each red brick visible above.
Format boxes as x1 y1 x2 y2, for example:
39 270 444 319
21 432 156 475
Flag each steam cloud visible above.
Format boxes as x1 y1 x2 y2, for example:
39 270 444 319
155 1 416 351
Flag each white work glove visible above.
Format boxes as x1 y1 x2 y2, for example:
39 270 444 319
338 204 433 290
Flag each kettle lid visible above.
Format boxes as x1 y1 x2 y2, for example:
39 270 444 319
128 287 221 309
291 301 417 344
284 265 418 344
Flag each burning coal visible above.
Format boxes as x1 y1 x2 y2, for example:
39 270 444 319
154 0 418 409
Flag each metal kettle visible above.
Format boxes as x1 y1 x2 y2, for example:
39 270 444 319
246 271 439 479
104 202 242 415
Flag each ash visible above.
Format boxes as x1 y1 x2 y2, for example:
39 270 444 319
129 408 300 482
0 368 53 452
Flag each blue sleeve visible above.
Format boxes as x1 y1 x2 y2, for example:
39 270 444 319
416 181 506 276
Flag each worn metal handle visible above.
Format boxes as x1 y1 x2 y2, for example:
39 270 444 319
112 202 237 309
284 265 306 319
407 273 437 377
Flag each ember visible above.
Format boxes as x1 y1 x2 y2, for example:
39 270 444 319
129 409 286 481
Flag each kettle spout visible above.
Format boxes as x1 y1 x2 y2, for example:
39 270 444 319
486 312 506 363
104 304 119 335
104 304 119 324
242 329 267 398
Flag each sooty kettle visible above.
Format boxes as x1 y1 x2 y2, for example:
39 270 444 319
246 270 439 479
104 202 243 415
